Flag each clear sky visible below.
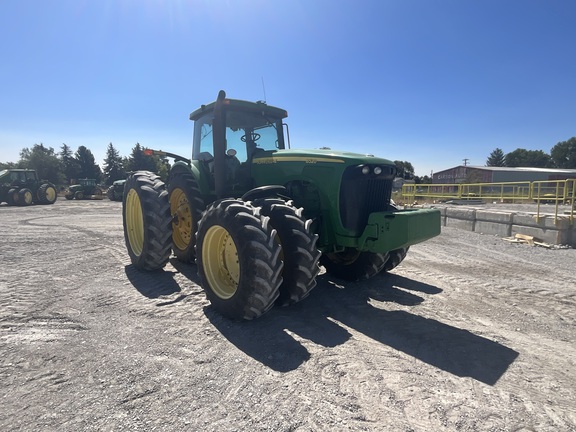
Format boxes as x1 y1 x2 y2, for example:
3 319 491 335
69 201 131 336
1 0 575 176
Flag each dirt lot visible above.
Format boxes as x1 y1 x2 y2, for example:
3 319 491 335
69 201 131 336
1 200 575 431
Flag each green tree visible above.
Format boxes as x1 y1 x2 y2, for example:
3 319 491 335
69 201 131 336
75 145 102 181
504 148 552 168
60 143 80 184
414 175 432 184
394 160 415 179
0 161 17 170
19 143 63 184
102 142 126 185
550 137 576 169
486 148 506 166
125 143 158 173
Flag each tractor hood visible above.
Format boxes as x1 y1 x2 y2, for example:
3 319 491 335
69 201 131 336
253 148 396 168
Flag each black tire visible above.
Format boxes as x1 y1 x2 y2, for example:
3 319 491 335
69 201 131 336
65 193 74 200
75 191 84 200
252 198 321 306
383 247 409 272
92 187 103 198
7 188 17 206
383 203 409 272
196 199 283 320
17 188 33 206
320 250 389 282
168 173 205 263
122 171 173 271
107 187 115 200
37 183 57 204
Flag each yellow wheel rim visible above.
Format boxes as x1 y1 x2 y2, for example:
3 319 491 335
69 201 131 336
45 187 56 202
170 188 193 250
125 189 144 257
203 225 239 299
23 191 33 205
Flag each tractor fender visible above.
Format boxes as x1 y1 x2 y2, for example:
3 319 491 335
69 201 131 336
169 161 194 180
241 185 288 202
168 161 207 191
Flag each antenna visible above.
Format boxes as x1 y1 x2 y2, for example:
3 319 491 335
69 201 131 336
463 158 469 166
261 77 267 103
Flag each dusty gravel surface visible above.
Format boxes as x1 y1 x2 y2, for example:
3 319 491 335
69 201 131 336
1 200 575 431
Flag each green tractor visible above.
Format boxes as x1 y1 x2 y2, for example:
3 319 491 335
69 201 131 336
0 169 58 206
122 90 441 320
107 179 126 201
65 178 103 200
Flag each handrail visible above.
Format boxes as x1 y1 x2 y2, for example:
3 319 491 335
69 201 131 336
401 179 575 225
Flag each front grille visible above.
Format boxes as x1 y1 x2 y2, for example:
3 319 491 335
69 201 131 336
339 165 395 232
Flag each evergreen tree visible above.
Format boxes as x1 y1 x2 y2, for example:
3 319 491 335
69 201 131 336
486 148 506 166
60 143 80 184
102 142 126 185
125 143 157 173
75 145 102 181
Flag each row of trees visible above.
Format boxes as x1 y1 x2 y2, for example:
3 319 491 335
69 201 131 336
3 136 573 186
0 143 167 186
486 137 576 168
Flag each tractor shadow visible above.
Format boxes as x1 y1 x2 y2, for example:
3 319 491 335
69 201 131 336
207 272 519 385
125 264 182 298
124 258 202 306
125 261 518 385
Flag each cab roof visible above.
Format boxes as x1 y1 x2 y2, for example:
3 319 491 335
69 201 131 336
190 98 288 121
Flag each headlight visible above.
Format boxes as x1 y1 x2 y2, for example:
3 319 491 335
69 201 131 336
361 166 370 175
374 166 382 175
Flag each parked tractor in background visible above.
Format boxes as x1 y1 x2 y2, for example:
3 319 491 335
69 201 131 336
107 179 126 201
0 169 58 206
65 179 103 200
122 90 441 320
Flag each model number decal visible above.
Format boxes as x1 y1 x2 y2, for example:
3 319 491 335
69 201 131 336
254 157 345 164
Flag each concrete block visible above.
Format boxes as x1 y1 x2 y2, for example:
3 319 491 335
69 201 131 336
445 208 476 231
446 217 475 231
475 220 511 237
569 224 576 247
512 214 571 230
474 210 513 236
475 210 514 224
510 225 569 245
445 208 476 220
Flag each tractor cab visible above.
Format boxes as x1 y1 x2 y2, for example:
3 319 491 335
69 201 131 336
190 97 288 197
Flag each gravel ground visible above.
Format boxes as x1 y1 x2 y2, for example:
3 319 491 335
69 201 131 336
1 199 575 431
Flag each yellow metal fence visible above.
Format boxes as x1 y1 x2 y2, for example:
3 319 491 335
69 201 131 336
401 179 576 224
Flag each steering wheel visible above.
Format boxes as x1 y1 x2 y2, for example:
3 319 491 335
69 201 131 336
241 132 261 142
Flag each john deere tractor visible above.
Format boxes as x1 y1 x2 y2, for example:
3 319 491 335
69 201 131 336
0 169 58 206
122 90 441 320
107 179 126 201
65 179 103 200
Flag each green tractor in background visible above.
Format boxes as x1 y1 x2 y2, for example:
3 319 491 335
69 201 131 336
65 178 103 200
122 90 441 320
0 169 58 206
107 179 126 201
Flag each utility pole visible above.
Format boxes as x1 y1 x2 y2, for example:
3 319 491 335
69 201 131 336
462 158 469 166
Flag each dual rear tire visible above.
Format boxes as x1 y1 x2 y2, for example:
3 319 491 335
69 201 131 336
123 172 320 320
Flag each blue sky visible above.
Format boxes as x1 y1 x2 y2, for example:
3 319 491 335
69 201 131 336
1 0 575 176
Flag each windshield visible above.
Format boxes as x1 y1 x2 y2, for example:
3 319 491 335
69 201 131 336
193 109 284 163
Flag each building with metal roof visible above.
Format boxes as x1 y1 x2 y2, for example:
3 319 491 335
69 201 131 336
433 166 576 184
